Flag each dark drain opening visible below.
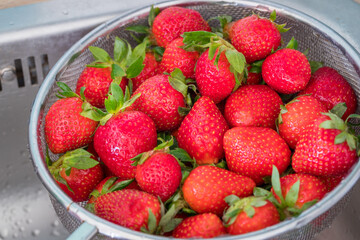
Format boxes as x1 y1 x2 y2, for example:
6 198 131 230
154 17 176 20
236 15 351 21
28 56 38 85
14 58 25 88
41 54 50 78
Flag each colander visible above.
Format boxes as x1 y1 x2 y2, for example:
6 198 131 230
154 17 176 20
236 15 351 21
28 0 360 239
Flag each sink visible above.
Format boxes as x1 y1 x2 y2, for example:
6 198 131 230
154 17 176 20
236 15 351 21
1 0 360 239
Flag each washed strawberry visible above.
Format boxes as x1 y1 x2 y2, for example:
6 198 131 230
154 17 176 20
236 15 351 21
45 83 98 154
49 148 104 202
151 7 211 48
224 85 282 129
223 196 280 235
172 213 226 238
134 151 182 202
299 66 357 120
318 174 346 192
227 11 286 63
177 96 229 165
94 189 161 232
292 107 359 177
159 37 199 79
270 172 327 213
262 48 311 94
131 70 187 131
131 52 159 92
93 83 158 179
75 67 128 108
182 165 255 215
223 126 291 185
246 66 262 85
278 95 327 149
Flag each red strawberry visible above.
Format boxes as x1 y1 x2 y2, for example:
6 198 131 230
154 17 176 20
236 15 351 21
318 174 346 192
45 97 98 154
278 95 327 149
159 37 199 79
75 67 128 108
135 151 182 202
94 110 157 179
182 165 255 215
176 96 229 165
292 112 358 177
271 173 327 210
49 148 104 202
224 85 282 129
131 72 186 131
223 126 291 185
246 66 262 85
262 48 311 94
228 14 282 63
195 49 236 104
151 7 211 48
172 213 226 238
299 66 357 120
223 196 280 235
131 52 159 92
94 189 161 232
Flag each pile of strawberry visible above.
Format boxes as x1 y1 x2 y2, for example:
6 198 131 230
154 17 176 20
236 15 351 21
44 5 360 238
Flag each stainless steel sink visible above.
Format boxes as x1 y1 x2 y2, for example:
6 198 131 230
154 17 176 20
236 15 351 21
1 0 360 239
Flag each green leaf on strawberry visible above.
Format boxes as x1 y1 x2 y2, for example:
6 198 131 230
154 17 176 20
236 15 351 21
285 37 298 50
89 46 111 62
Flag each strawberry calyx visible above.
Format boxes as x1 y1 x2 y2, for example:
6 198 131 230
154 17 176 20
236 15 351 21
268 10 290 33
223 195 268 226
182 31 246 91
126 5 161 36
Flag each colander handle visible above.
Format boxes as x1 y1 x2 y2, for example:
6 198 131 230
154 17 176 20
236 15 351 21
67 222 98 240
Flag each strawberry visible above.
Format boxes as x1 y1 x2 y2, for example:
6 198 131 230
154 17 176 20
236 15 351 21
172 213 226 238
94 189 161 232
262 48 311 94
299 66 357 120
292 107 359 177
45 83 98 154
278 95 327 149
270 172 327 212
151 7 211 48
159 37 199 79
176 96 229 165
131 70 188 132
223 196 280 235
75 67 128 108
134 151 182 202
131 52 159 92
223 126 291 185
182 165 255 215
224 84 282 129
318 174 346 192
49 148 104 202
227 11 285 63
92 83 158 179
246 66 262 85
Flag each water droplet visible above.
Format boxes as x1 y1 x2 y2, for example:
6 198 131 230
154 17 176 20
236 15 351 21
13 232 18 238
51 229 60 236
19 227 25 232
26 219 33 224
62 10 69 15
0 228 9 238
52 220 60 227
23 205 31 213
31 229 40 237
9 21 14 25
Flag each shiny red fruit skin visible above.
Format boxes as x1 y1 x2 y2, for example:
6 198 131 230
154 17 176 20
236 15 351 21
130 53 159 92
93 111 157 179
135 152 182 202
271 173 327 209
226 201 280 235
132 74 186 131
299 66 357 120
224 85 282 129
223 126 291 185
177 96 229 165
278 95 327 149
159 37 199 79
292 115 357 177
262 48 311 94
195 49 235 104
56 164 104 202
172 213 226 238
45 97 98 154
151 7 211 48
94 189 161 231
75 67 128 108
246 66 262 85
182 165 255 216
229 15 281 63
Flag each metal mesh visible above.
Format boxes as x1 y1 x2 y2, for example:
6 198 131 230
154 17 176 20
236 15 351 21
34 1 360 239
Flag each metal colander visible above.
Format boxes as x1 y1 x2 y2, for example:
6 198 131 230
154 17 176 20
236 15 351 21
28 0 360 239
